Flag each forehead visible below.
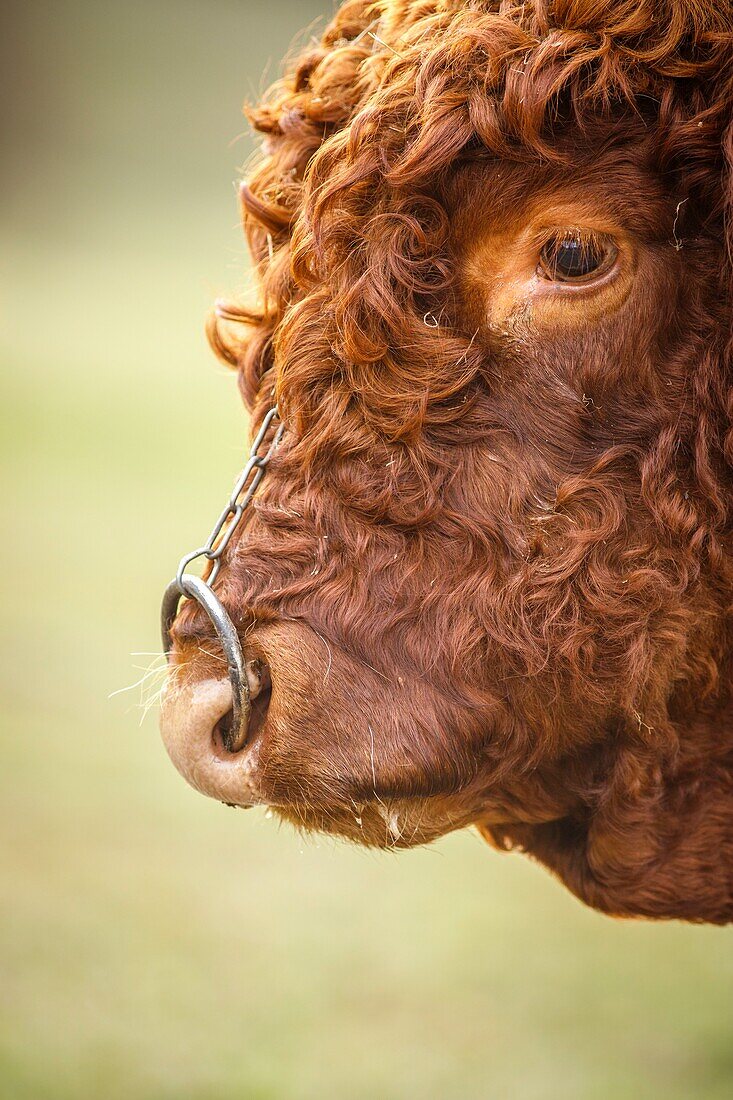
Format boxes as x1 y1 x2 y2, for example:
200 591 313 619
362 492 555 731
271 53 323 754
448 141 672 243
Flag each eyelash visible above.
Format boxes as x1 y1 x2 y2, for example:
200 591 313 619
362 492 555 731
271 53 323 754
538 229 618 284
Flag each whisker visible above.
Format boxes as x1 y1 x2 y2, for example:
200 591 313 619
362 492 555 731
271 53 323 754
196 645 228 665
109 658 168 699
109 648 179 727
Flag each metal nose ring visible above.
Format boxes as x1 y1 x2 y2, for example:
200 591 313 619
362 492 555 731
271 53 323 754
159 407 281 756
160 405 283 755
161 576 250 753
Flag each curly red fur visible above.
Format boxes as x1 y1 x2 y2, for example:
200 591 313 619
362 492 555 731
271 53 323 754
172 0 733 922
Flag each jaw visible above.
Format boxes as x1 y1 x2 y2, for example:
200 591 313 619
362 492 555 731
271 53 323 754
271 791 480 849
160 669 487 846
160 612 500 840
161 612 607 854
160 678 584 851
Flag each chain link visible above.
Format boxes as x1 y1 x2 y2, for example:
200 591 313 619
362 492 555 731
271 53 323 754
176 406 284 589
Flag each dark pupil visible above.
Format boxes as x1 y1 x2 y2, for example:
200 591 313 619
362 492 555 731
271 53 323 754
551 237 602 278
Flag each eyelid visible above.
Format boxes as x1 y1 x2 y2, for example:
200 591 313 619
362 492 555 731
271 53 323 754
538 227 614 249
542 228 612 258
538 228 619 283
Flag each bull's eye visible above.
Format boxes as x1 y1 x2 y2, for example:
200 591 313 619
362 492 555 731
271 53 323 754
539 230 618 284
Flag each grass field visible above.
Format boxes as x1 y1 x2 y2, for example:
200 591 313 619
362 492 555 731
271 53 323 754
1 3 732 1097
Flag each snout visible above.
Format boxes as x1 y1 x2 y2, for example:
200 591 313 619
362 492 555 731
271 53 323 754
160 618 321 811
159 618 353 814
160 657 272 808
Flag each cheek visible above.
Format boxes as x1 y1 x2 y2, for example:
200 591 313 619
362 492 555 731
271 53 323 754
460 243 682 398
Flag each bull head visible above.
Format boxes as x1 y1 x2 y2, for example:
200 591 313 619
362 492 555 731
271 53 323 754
161 0 733 924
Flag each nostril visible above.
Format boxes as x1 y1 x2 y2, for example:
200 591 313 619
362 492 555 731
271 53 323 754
249 679 272 742
212 660 273 755
246 659 272 744
213 707 236 753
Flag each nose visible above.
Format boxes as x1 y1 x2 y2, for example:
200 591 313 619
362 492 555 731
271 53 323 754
159 659 272 807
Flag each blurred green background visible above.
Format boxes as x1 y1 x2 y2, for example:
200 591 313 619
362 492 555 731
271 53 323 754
1 2 731 1098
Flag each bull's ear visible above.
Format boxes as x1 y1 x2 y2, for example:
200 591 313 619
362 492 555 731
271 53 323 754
479 748 733 923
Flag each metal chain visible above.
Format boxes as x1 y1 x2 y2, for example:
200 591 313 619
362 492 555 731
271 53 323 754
176 405 285 589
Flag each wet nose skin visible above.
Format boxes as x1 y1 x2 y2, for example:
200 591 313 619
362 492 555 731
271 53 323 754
160 677 261 807
160 620 351 813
